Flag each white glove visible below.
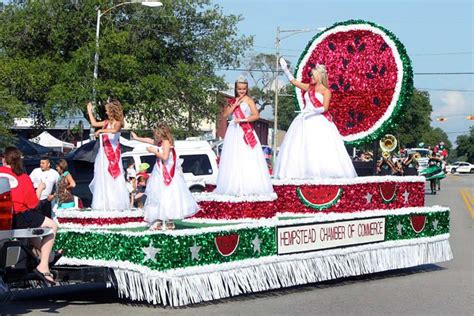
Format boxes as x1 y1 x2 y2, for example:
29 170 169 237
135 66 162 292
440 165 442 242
279 57 294 81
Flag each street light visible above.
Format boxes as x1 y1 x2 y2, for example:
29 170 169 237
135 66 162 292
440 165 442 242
91 1 162 139
92 1 163 104
272 27 326 160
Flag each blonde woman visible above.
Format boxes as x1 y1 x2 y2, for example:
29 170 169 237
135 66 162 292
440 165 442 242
274 58 357 179
87 99 129 211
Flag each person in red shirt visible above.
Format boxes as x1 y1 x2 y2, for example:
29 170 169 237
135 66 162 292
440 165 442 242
0 147 58 285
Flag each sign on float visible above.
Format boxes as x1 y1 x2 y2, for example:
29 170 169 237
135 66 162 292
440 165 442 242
277 217 386 255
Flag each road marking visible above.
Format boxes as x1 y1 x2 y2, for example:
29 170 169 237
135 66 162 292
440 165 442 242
466 190 474 205
459 189 474 219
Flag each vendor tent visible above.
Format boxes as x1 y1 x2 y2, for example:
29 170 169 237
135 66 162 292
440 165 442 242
29 131 75 152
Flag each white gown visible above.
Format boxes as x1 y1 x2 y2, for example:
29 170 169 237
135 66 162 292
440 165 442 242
214 101 274 196
144 148 199 222
274 92 357 180
89 127 130 211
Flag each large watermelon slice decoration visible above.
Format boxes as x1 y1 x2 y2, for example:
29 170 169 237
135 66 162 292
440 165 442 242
410 215 426 233
294 20 413 145
379 183 397 203
296 186 343 210
214 234 240 257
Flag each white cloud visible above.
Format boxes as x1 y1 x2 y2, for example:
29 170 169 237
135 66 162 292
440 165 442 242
430 91 473 145
432 91 470 117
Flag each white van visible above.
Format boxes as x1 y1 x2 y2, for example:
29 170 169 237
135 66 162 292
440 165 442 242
121 140 218 192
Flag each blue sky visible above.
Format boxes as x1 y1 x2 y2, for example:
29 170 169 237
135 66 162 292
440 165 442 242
214 0 473 145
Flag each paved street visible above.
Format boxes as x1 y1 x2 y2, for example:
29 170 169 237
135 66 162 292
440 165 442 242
2 175 473 316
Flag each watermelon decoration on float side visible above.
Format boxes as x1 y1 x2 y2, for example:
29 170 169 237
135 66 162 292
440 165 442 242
294 20 413 145
296 186 343 210
214 234 240 257
379 182 397 203
410 215 427 233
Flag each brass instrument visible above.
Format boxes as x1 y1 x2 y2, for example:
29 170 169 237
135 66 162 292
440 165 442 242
379 134 397 160
413 152 421 160
379 134 397 153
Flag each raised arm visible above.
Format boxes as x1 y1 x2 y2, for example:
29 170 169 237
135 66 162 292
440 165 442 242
87 102 105 128
280 58 310 91
147 139 171 161
235 97 259 123
130 131 155 145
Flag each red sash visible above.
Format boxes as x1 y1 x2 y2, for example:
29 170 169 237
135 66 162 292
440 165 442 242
304 88 333 122
229 99 257 148
157 147 176 186
102 132 121 179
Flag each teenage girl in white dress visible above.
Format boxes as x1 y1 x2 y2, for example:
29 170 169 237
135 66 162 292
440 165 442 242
214 76 274 196
87 99 129 211
274 59 357 180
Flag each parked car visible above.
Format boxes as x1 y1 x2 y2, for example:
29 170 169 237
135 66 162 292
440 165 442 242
122 140 219 193
446 161 474 174
445 161 463 174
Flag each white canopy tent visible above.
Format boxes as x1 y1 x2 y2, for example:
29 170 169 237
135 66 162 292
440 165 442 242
29 131 75 153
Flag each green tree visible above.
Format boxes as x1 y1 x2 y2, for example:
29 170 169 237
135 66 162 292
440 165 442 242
389 89 432 148
0 0 252 136
0 86 26 147
454 127 474 163
277 84 298 131
422 127 452 152
245 53 277 112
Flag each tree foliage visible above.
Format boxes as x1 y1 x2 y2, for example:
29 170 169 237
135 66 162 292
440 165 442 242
454 127 474 163
0 86 26 147
245 53 278 112
0 0 252 135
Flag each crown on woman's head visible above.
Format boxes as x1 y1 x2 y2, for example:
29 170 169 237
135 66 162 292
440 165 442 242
235 75 248 83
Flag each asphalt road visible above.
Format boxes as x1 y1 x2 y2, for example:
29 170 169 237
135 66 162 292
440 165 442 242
2 174 473 316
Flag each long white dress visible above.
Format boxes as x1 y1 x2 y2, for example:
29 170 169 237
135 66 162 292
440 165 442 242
144 147 199 223
274 92 357 180
214 101 274 196
89 125 129 211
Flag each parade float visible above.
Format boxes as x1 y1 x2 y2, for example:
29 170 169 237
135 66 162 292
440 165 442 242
53 20 453 306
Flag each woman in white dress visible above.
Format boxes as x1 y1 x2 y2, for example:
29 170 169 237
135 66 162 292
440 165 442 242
274 59 357 180
131 123 199 230
87 99 129 211
214 76 274 196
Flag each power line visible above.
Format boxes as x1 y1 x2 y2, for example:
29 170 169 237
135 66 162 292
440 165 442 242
412 51 474 56
444 131 472 135
415 72 474 75
216 68 474 76
417 88 474 92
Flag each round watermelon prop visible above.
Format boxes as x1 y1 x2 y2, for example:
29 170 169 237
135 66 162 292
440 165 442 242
296 186 343 210
410 215 426 233
214 234 240 257
294 20 413 145
379 183 397 204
